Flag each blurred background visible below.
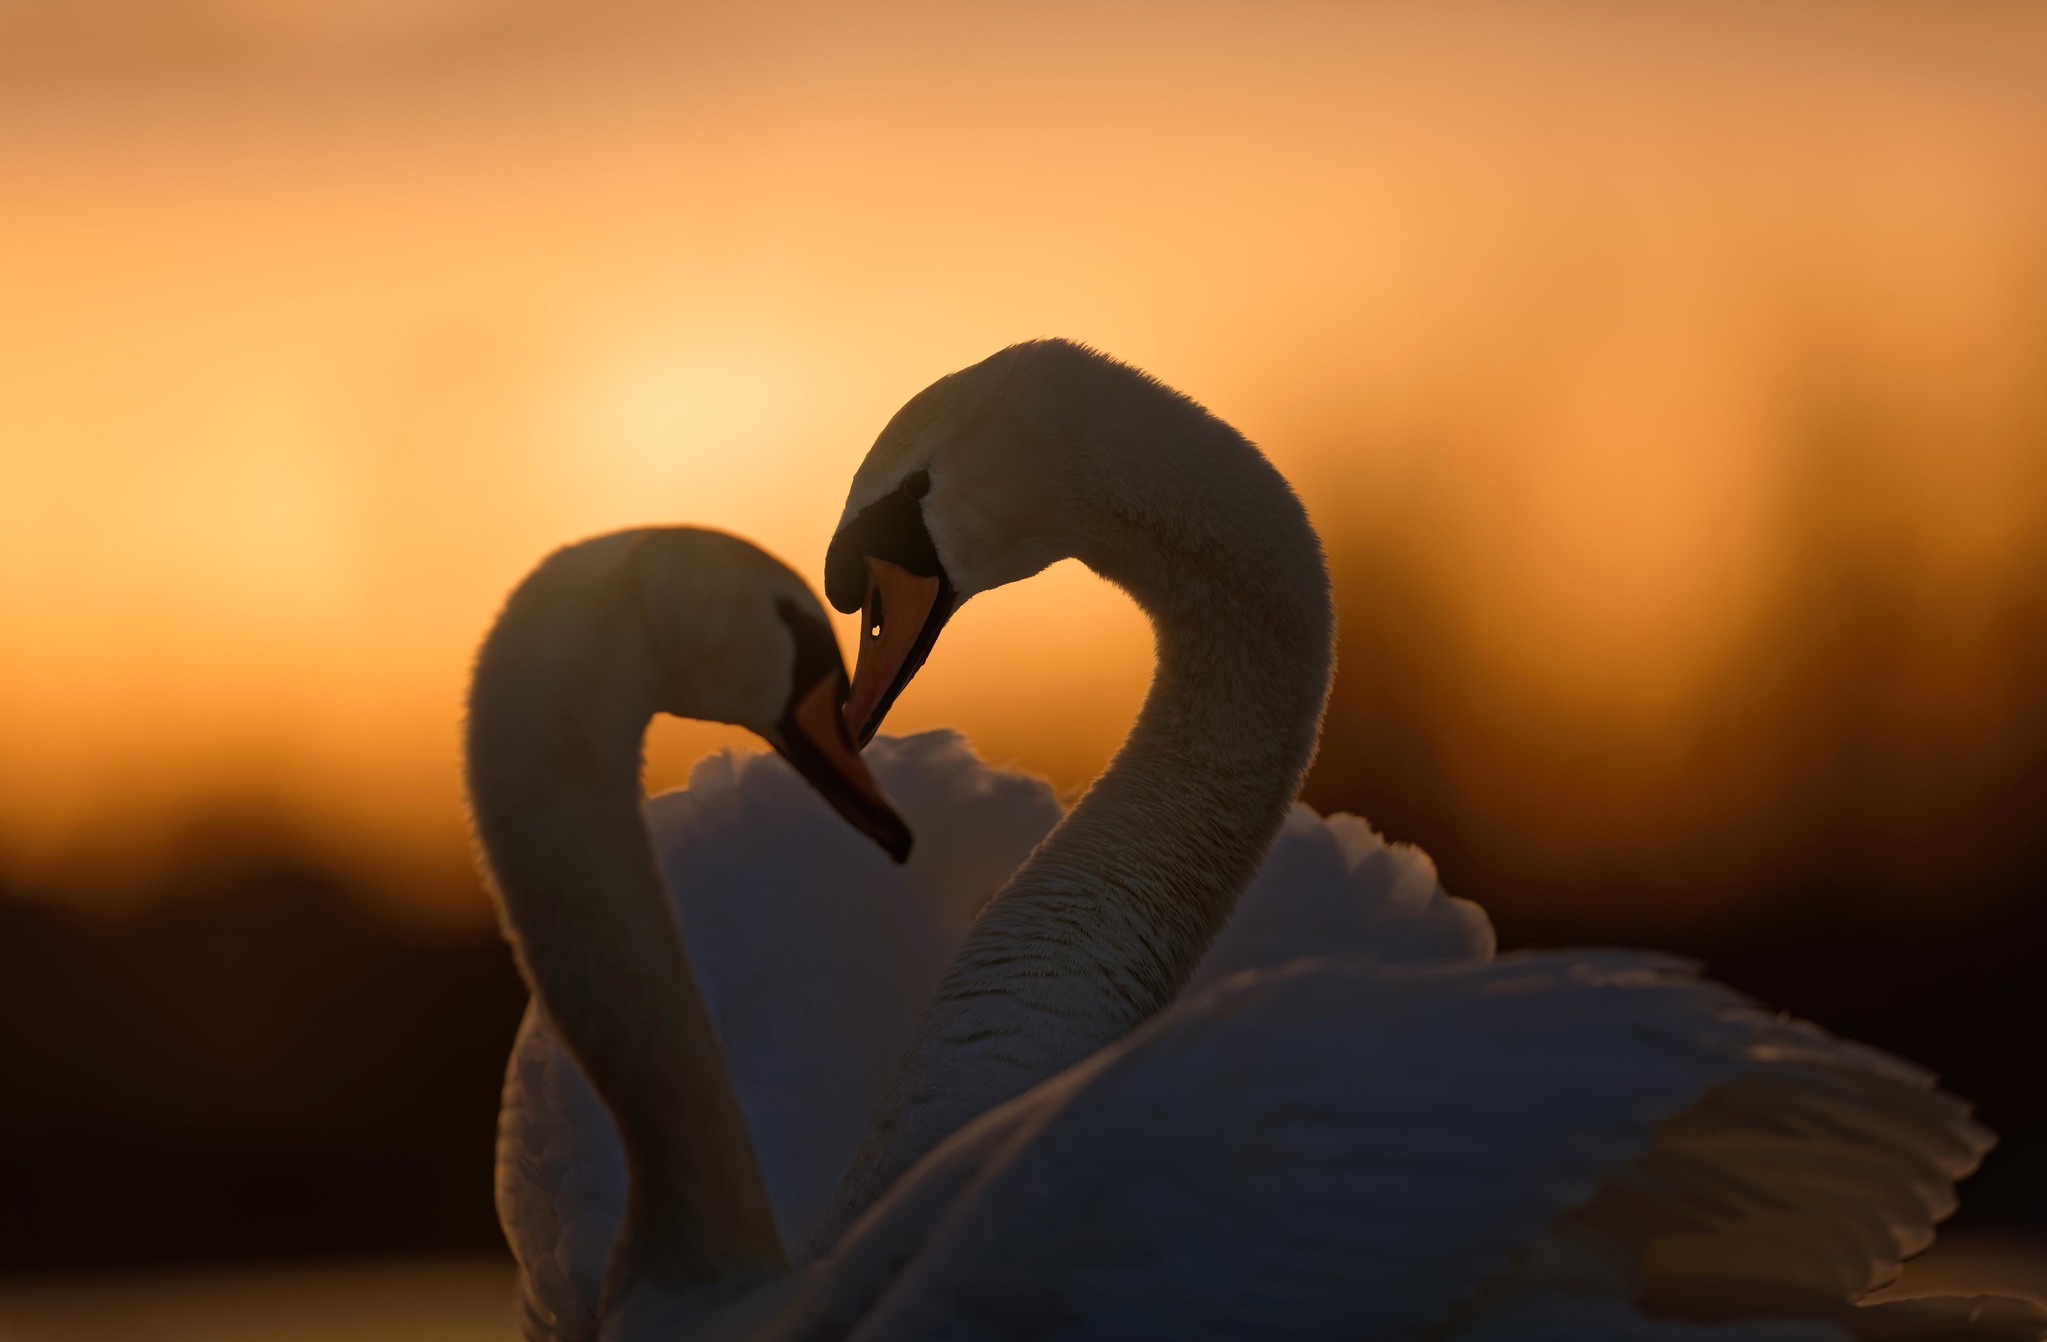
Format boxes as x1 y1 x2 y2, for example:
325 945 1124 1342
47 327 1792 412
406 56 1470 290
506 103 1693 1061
3 0 2044 1335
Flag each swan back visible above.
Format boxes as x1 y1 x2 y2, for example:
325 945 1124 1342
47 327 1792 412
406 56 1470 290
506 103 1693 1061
1193 803 1494 986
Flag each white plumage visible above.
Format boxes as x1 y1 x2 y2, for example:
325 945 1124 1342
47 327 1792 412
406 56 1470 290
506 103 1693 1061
783 951 2026 1340
1192 803 1494 989
497 731 1497 1339
495 730 2036 1340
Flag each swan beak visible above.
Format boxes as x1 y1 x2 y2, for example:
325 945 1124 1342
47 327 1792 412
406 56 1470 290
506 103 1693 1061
846 557 950 747
779 673 914 863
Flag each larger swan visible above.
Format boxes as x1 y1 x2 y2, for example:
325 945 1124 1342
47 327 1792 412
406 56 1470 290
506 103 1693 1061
806 340 2042 1334
482 526 1474 1339
471 525 2036 1340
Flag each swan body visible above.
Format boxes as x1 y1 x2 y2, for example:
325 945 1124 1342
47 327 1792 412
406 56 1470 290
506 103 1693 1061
472 350 2037 1335
473 525 1526 1340
501 734 1492 1339
493 737 2039 1338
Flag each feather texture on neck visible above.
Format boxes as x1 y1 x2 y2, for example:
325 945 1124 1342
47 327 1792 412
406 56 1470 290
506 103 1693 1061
466 533 788 1309
811 344 1335 1251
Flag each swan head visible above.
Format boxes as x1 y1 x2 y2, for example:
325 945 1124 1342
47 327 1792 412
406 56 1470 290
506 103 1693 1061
825 339 1138 742
643 529 914 862
486 527 913 861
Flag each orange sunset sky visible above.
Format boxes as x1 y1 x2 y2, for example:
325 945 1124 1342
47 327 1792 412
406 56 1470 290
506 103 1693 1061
4 1 2045 921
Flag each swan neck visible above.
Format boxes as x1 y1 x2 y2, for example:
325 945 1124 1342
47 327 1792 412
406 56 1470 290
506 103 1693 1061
466 595 784 1293
807 383 1332 1255
1033 402 1336 1005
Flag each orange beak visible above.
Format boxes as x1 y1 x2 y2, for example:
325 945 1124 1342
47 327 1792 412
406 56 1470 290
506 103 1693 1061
778 673 912 862
845 556 949 746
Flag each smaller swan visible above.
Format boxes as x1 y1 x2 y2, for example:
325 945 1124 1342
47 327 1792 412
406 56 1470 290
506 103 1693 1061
468 527 910 1336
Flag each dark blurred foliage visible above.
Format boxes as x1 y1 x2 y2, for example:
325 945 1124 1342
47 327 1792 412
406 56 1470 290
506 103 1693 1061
0 849 524 1273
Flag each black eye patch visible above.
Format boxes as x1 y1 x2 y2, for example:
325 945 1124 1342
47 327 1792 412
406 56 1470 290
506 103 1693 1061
824 470 941 614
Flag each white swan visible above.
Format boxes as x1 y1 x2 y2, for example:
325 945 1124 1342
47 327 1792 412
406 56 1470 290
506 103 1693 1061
804 339 2042 1335
470 526 929 1336
469 528 1499 1329
499 729 1488 1337
476 525 2039 1339
480 526 1491 1340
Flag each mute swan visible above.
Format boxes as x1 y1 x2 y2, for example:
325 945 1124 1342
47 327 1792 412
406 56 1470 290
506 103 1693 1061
474 525 1511 1339
805 340 2042 1334
471 526 2036 1339
470 527 926 1336
488 539 1471 1334
499 736 1486 1338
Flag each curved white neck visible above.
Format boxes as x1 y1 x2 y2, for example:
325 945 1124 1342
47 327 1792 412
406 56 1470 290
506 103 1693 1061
466 587 785 1304
810 382 1334 1253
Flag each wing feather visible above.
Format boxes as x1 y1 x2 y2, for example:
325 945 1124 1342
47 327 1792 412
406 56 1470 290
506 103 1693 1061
837 953 2000 1341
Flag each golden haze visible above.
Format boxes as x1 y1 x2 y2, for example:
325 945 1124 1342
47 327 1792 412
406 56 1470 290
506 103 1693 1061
2 1 2044 920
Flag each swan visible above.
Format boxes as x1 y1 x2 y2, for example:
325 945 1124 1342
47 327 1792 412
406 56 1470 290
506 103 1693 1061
803 339 2043 1334
469 526 928 1336
470 525 2036 1339
489 529 1476 1333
